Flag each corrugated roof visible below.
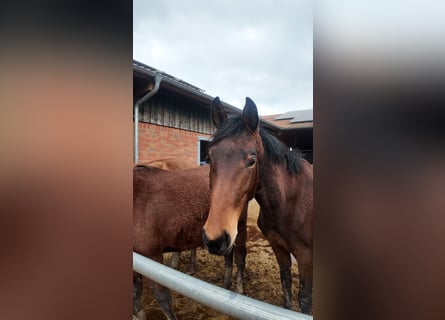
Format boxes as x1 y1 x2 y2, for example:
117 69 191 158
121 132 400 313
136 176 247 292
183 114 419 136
133 60 241 115
261 110 313 130
275 109 313 123
133 60 206 94
133 60 312 132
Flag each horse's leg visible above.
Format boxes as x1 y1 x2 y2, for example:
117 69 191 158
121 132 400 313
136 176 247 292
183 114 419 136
148 254 177 320
186 249 197 275
233 245 246 294
233 205 248 294
293 246 313 314
133 272 146 320
223 251 233 289
271 244 293 309
169 252 180 270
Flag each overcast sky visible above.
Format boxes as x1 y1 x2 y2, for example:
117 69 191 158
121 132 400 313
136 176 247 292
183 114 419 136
133 0 312 115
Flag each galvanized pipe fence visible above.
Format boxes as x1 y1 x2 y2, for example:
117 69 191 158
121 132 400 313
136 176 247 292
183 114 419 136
133 252 313 320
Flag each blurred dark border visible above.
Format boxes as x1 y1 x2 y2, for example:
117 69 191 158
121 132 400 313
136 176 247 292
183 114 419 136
314 5 445 320
0 1 133 320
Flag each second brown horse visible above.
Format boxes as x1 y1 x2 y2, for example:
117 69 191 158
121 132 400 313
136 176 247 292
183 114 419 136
133 164 247 320
140 157 199 273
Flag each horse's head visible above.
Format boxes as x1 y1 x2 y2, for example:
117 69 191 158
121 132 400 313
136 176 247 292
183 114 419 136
202 97 262 255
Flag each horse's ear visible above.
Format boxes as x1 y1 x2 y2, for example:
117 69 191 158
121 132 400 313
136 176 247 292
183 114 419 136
211 97 227 129
242 97 259 133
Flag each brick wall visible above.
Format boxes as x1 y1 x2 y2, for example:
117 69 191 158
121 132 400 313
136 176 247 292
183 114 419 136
137 122 211 164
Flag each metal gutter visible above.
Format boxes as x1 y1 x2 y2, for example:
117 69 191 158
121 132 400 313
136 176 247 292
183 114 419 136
134 75 162 163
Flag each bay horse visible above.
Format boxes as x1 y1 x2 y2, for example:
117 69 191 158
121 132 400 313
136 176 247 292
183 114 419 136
140 157 199 273
133 164 247 320
202 97 313 314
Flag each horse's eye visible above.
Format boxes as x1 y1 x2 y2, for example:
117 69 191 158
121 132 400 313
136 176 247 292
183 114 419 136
205 155 211 164
246 157 256 168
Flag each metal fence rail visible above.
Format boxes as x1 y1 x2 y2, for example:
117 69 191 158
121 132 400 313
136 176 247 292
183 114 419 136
133 252 313 320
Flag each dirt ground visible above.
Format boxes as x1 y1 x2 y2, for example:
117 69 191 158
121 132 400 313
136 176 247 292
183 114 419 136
141 200 300 319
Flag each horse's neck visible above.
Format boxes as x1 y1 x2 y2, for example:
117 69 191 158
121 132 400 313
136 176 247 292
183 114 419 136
255 159 286 213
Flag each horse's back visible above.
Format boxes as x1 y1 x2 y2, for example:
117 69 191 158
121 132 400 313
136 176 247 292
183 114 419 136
138 157 197 171
133 164 209 209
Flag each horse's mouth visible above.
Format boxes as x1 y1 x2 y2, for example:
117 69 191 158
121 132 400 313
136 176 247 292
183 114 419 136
207 243 233 256
202 229 234 256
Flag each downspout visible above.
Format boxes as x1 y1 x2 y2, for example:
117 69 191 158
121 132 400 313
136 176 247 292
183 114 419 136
134 76 162 163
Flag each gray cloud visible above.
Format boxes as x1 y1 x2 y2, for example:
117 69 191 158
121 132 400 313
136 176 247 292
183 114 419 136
134 0 312 115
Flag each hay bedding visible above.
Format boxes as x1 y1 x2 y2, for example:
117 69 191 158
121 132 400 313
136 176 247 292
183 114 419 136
141 200 300 319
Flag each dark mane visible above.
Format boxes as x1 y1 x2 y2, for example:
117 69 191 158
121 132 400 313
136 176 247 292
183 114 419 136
259 129 302 175
209 115 302 174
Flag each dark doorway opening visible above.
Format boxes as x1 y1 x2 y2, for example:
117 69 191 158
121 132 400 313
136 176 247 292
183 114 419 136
199 138 211 166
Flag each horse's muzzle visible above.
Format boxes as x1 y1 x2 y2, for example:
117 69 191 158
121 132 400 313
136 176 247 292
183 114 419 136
202 229 232 256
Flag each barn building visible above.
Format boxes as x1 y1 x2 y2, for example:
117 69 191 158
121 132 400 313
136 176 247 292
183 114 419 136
261 110 313 163
133 60 313 165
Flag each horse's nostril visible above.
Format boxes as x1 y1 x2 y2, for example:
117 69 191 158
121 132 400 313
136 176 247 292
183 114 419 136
204 230 231 256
